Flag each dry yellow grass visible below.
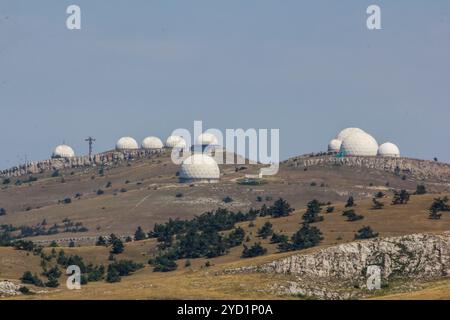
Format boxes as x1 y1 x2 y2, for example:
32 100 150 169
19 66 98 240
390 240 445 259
1 193 450 300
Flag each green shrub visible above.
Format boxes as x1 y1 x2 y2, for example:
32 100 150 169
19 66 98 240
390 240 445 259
241 242 267 258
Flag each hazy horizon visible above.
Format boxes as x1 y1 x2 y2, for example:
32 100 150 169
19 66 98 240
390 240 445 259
1 0 449 169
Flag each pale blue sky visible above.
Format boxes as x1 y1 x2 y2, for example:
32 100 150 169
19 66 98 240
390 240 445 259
0 1 449 168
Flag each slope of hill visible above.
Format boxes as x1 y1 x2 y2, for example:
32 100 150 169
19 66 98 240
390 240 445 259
1 193 450 300
1 152 449 245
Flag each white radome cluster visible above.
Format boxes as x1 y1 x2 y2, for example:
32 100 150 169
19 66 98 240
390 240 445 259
328 139 342 153
166 135 186 148
328 127 401 157
378 142 400 157
52 144 75 158
179 154 220 183
116 137 139 150
141 136 164 149
196 133 219 146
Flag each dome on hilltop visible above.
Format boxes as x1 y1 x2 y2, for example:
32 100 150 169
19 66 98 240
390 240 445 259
166 135 186 148
378 142 400 157
52 144 75 158
116 137 139 150
179 154 220 183
328 139 342 153
142 136 164 149
340 131 378 156
196 133 219 146
336 128 366 141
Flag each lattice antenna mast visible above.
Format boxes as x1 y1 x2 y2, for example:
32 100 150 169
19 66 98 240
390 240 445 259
85 136 96 158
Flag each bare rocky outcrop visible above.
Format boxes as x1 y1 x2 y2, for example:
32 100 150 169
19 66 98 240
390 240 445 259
285 155 450 182
0 281 22 297
226 232 450 299
0 149 167 178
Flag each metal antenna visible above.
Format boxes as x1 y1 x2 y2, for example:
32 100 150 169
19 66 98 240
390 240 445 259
85 136 96 158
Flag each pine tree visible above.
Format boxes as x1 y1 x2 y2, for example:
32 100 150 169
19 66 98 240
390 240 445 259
134 226 147 241
371 198 384 210
345 196 355 208
302 199 324 223
354 226 379 240
392 190 410 205
290 224 323 250
257 222 273 239
241 242 267 258
106 265 121 283
110 238 124 254
45 276 60 288
270 198 294 218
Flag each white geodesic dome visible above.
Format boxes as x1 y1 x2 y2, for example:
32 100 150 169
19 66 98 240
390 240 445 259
116 137 139 150
141 136 164 149
196 133 219 146
336 128 366 141
52 144 75 158
179 154 220 182
378 142 400 157
166 135 186 148
328 139 342 153
340 131 378 156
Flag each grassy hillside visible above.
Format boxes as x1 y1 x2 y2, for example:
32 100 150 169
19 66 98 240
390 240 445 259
1 193 450 300
2 152 447 242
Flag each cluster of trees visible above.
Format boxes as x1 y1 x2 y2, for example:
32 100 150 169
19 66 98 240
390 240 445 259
342 209 364 222
429 196 450 220
416 184 427 195
148 207 262 272
302 199 325 224
277 224 323 252
21 248 110 288
242 242 267 258
2 218 89 240
392 190 410 205
371 198 384 210
96 234 125 254
106 260 144 283
257 222 273 239
354 226 378 240
61 218 89 233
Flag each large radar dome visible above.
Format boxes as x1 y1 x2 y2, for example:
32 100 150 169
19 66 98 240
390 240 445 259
116 137 139 150
340 132 378 156
336 128 366 141
52 144 75 158
378 142 400 157
196 133 219 146
141 136 164 149
166 135 186 148
328 139 342 153
179 154 220 183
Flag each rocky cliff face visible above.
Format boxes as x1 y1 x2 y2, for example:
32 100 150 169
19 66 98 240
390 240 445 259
0 149 166 178
285 155 450 182
226 232 450 299
0 281 21 297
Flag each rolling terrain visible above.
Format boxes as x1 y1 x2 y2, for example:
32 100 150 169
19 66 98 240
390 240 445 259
1 151 450 299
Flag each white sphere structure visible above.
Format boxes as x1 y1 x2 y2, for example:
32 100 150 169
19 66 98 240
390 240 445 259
179 154 220 183
336 128 366 141
166 135 186 148
196 133 219 146
340 131 378 156
142 136 164 149
328 139 342 153
116 137 139 151
52 144 75 158
378 142 400 157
